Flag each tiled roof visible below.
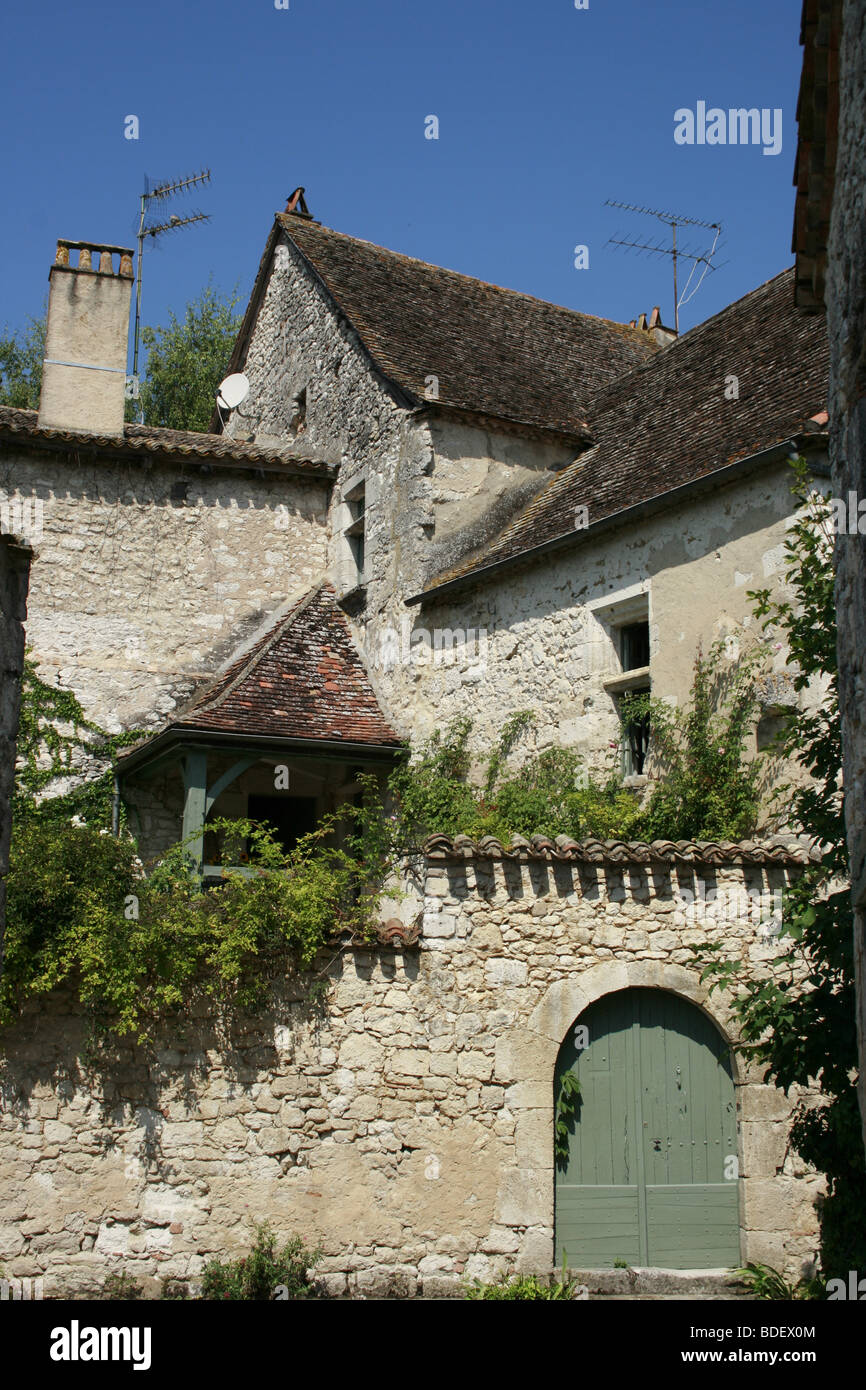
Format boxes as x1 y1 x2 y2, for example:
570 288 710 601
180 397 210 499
169 584 402 747
0 406 332 477
423 832 822 866
273 215 659 440
420 267 830 596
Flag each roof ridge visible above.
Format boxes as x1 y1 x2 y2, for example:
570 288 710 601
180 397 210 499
280 215 653 343
0 404 331 473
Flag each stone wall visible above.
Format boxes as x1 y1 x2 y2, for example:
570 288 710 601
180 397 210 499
826 0 866 1151
0 533 31 954
0 853 822 1297
354 459 823 795
224 231 434 611
0 449 329 734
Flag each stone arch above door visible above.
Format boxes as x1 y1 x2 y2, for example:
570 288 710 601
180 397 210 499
526 960 740 1079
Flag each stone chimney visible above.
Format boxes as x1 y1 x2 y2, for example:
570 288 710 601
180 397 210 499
628 305 677 347
38 239 134 437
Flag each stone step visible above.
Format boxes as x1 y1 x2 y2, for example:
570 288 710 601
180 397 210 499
570 1268 753 1300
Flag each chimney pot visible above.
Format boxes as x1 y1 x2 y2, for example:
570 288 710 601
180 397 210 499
98 250 113 274
78 247 92 270
119 252 134 278
55 242 69 266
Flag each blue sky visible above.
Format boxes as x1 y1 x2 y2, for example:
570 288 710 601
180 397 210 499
2 0 803 363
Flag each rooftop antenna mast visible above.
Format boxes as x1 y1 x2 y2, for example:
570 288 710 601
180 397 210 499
131 169 212 407
604 200 724 334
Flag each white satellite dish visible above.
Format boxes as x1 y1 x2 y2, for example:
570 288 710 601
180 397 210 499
216 373 250 411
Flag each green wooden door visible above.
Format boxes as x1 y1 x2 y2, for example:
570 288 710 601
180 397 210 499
555 988 740 1269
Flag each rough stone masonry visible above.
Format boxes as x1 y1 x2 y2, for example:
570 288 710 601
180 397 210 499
0 848 823 1297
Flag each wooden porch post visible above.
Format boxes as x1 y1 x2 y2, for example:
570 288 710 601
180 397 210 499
181 750 208 876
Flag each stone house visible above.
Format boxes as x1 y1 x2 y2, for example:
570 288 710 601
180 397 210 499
0 203 836 1294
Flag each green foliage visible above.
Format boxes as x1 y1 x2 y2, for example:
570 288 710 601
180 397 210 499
200 1223 320 1300
0 312 45 409
735 1263 825 1301
13 655 145 829
696 460 865 1280
625 640 764 841
3 807 392 1042
388 713 643 846
554 1069 581 1163
464 1268 581 1300
388 653 763 850
100 1271 144 1301
4 658 396 1042
139 282 242 432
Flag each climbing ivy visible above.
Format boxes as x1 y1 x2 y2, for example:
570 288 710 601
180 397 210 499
554 1069 582 1164
12 655 145 828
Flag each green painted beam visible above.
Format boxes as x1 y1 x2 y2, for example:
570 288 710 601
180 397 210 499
181 749 208 875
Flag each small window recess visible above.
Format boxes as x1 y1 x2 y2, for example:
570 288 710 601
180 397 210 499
344 478 366 583
290 386 307 438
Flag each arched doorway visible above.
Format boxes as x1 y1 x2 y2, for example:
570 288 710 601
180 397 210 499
554 987 740 1269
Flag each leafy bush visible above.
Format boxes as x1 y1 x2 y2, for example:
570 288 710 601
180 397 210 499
464 1270 581 1300
2 809 392 1043
389 713 642 846
100 1271 144 1300
735 1263 825 1301
200 1224 321 1301
624 640 764 841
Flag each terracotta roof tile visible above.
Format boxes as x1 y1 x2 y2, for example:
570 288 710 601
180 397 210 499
422 832 822 866
172 584 402 747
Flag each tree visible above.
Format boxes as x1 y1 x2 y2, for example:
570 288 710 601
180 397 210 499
699 460 864 1280
0 313 46 409
139 281 242 432
0 283 241 432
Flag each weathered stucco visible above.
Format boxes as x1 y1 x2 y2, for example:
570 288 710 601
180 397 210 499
0 858 821 1297
354 459 823 802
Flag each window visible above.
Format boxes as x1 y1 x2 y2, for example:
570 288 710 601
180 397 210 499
290 387 307 437
618 688 651 776
247 794 318 855
589 586 651 778
756 710 790 753
344 482 366 582
620 621 650 673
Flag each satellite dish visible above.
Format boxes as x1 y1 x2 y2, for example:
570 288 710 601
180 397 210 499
217 373 250 410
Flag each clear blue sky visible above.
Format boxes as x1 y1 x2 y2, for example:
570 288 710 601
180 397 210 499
1 0 803 363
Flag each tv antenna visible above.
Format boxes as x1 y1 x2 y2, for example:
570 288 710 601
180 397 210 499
604 200 724 334
130 169 212 407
